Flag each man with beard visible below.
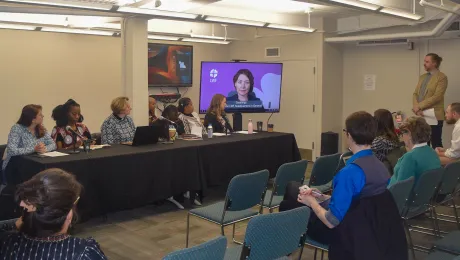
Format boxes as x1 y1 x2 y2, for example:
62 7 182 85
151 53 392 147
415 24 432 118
436 103 460 165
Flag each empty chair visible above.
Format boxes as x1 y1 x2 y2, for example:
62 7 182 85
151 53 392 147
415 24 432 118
433 161 460 230
389 177 415 215
433 230 460 255
262 160 308 213
305 153 342 193
163 236 227 260
336 150 353 172
224 206 311 260
186 170 269 247
401 168 444 259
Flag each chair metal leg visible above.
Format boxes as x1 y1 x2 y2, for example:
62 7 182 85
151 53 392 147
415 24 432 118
432 207 442 237
186 213 190 248
220 224 225 236
314 248 318 260
403 219 416 260
321 250 324 260
269 207 273 213
298 245 305 260
452 197 460 229
232 223 243 245
429 208 440 237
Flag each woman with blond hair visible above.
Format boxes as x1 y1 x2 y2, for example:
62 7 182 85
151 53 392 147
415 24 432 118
204 94 233 133
100 97 136 145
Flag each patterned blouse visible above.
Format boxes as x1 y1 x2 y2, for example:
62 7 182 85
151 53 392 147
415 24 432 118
178 112 206 137
100 114 136 145
0 232 107 260
51 123 92 149
2 124 56 170
371 136 400 162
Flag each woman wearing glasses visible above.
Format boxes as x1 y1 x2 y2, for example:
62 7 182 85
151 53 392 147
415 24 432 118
0 168 107 259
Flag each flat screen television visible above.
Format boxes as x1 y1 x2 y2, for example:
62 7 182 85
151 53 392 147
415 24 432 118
148 43 193 87
199 62 283 114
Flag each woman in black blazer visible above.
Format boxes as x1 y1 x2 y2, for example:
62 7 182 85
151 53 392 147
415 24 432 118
204 94 233 133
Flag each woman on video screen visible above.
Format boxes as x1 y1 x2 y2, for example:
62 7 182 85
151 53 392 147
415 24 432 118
227 69 264 111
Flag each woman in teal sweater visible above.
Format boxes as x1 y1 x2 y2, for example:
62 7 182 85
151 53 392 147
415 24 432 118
389 116 441 186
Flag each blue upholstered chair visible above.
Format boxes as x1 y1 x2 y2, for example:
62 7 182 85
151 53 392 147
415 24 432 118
262 160 308 213
224 206 311 260
388 177 415 215
163 236 227 260
186 170 269 247
304 153 342 193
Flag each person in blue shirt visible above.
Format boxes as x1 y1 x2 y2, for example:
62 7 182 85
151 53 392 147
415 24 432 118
280 111 407 260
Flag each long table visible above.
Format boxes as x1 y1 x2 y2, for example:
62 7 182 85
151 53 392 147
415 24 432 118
10 132 300 220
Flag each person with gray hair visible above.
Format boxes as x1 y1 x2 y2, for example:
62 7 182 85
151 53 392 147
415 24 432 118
389 116 441 186
436 103 460 165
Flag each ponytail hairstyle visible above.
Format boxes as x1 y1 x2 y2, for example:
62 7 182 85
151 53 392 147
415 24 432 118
52 99 83 127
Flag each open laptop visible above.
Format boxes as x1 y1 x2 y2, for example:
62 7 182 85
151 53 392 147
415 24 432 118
122 126 160 146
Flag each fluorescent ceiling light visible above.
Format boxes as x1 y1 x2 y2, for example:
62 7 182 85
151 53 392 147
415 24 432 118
148 35 180 41
182 38 230 44
42 27 114 36
191 33 226 40
0 23 35 30
379 8 423 20
218 0 317 13
330 0 380 11
204 16 265 27
141 0 202 12
267 24 316 32
2 0 112 10
118 7 198 20
0 13 66 26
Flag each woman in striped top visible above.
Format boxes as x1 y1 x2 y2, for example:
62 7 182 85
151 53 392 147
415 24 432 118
372 109 400 162
0 168 107 259
178 98 206 137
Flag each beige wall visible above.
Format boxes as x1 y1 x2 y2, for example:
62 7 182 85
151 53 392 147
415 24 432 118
0 29 123 144
342 38 460 149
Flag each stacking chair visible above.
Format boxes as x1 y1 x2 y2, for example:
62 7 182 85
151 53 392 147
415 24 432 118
262 160 308 213
389 177 415 215
164 236 227 260
336 150 353 172
305 153 342 193
401 168 444 259
425 250 460 260
224 207 311 260
432 230 460 256
186 170 269 247
432 161 460 231
304 236 329 260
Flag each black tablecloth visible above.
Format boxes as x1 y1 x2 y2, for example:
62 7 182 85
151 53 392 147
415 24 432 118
8 132 300 220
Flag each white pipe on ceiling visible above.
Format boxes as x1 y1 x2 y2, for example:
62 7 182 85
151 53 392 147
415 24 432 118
419 0 460 15
325 3 460 42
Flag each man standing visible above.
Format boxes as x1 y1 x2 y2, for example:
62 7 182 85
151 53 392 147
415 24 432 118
436 103 460 165
412 53 448 148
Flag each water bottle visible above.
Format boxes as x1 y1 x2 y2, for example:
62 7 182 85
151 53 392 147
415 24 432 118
207 124 213 139
248 119 254 134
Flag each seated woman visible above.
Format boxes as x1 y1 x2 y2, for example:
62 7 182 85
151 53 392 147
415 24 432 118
226 69 264 112
204 94 233 133
148 96 158 126
0 168 107 259
2 105 56 183
280 111 407 260
101 97 136 145
51 99 92 149
372 109 400 162
178 98 206 137
389 116 441 186
155 105 185 139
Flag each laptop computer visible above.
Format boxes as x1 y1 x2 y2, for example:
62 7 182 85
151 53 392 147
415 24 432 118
122 126 160 146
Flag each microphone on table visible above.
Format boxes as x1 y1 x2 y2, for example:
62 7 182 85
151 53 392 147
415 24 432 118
222 115 233 134
66 126 85 139
158 116 177 126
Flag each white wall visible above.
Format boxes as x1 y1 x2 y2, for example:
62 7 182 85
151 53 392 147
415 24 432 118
0 29 122 144
342 38 460 149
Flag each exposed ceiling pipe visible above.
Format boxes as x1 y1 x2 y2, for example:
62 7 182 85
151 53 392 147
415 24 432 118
325 3 460 42
420 0 460 15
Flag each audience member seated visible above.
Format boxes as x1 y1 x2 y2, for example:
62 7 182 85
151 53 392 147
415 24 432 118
148 96 158 126
280 111 407 260
372 109 400 162
0 168 107 259
51 99 92 149
436 103 460 165
204 94 233 133
178 98 206 137
101 97 136 145
2 105 56 183
389 116 441 186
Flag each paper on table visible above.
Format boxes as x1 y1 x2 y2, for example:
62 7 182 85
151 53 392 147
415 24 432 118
235 131 258 134
423 108 438 125
212 133 228 137
41 151 69 157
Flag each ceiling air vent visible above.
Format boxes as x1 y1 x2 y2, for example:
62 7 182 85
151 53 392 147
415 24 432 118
265 47 280 58
357 39 411 47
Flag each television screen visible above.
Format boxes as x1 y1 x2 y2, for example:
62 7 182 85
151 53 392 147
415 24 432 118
148 44 193 87
199 62 283 113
